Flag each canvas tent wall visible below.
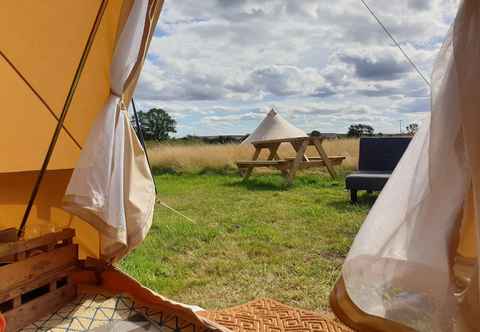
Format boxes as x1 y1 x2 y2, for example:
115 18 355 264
0 0 162 261
241 110 308 144
330 1 480 331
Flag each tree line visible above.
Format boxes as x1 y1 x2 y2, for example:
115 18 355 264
131 108 419 141
347 123 418 137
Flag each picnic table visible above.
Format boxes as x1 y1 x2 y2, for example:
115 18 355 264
236 136 345 185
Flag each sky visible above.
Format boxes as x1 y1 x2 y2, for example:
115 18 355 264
133 0 459 137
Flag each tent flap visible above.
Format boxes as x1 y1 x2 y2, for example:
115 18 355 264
335 1 480 331
63 0 158 262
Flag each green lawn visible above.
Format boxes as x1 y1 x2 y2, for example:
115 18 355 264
120 170 372 312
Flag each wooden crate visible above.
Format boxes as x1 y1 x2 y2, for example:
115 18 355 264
0 228 78 332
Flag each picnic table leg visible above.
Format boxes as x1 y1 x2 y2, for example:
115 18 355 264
286 140 308 185
243 147 261 181
272 148 289 178
313 138 337 178
291 141 309 161
279 164 290 179
279 161 289 178
267 143 280 160
266 143 288 177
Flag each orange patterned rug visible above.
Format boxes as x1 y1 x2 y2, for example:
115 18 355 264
198 299 352 332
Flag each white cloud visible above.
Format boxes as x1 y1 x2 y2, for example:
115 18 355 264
135 0 458 136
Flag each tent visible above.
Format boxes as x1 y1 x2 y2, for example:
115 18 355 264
0 0 159 261
0 1 228 331
330 1 480 331
241 109 307 145
3 1 479 331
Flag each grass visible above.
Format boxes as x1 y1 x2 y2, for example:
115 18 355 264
147 138 359 173
120 169 373 312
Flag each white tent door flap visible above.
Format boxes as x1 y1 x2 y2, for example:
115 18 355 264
341 1 480 331
63 0 155 261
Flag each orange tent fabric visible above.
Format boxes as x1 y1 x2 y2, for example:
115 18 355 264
0 0 162 260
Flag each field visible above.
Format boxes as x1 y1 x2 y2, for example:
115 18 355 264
120 172 371 311
120 139 372 312
147 138 359 173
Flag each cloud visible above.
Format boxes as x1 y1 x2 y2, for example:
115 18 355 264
338 48 412 81
202 112 264 126
407 0 433 11
395 96 431 113
246 65 331 97
135 0 456 136
136 61 229 101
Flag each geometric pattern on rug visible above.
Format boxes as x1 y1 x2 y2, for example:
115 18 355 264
19 293 203 332
198 298 352 332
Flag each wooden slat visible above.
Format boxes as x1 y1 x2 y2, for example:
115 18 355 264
298 160 327 168
287 140 309 185
0 244 78 293
296 160 342 169
268 143 289 177
0 229 75 258
329 158 345 165
237 160 288 167
237 158 344 171
0 266 76 304
0 255 16 265
3 282 76 332
266 143 280 161
284 156 346 162
312 139 337 178
242 146 262 180
286 159 345 167
0 229 17 243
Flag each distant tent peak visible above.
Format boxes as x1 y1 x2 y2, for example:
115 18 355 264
241 109 307 145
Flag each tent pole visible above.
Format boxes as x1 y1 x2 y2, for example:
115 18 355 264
18 0 109 238
131 99 151 166
131 99 157 195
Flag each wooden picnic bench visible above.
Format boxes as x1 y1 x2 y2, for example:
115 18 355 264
236 136 345 185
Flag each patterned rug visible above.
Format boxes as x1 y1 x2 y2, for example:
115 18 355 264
199 299 352 332
20 292 200 332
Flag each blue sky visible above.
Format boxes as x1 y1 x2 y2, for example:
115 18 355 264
134 0 458 137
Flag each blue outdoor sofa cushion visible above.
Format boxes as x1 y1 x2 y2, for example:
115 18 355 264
346 137 411 203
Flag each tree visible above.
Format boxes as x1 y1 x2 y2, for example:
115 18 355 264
309 130 322 137
406 123 419 136
347 124 374 137
133 108 176 141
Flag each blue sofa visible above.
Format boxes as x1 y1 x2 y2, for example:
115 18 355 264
346 137 412 203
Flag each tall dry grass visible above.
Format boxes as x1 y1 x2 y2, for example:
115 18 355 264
148 138 359 173
322 138 359 169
